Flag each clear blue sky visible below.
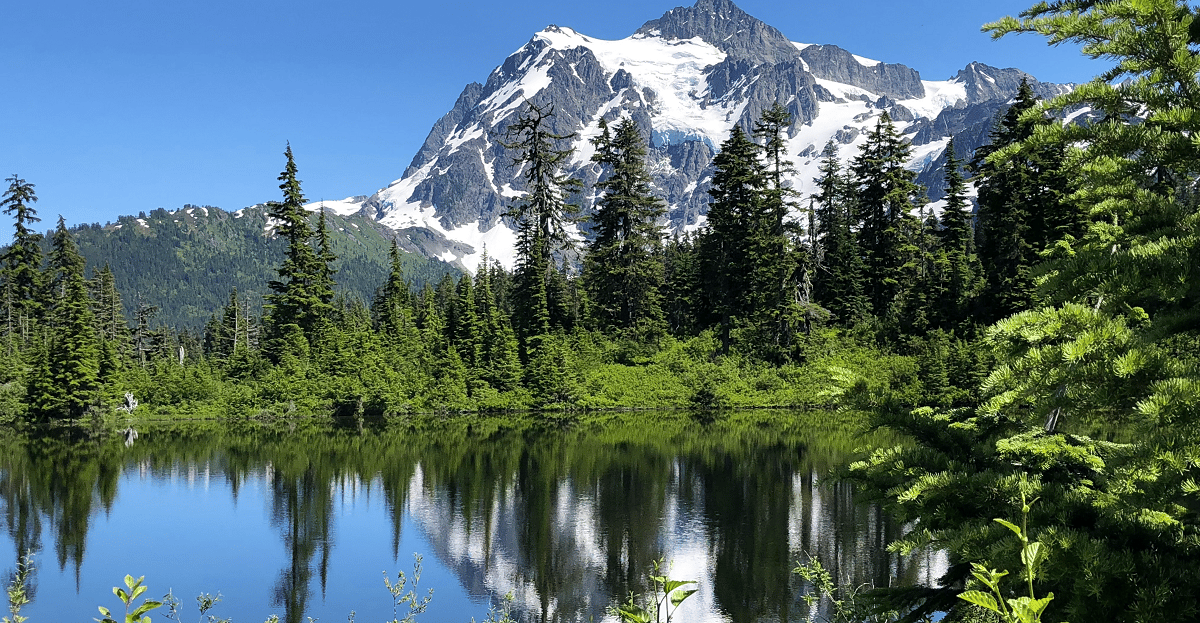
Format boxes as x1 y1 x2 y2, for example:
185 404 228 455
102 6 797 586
2 0 1107 229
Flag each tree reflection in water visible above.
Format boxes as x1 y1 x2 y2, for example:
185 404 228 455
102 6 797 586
0 412 946 623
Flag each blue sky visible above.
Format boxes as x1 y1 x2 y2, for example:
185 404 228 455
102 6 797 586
2 0 1108 229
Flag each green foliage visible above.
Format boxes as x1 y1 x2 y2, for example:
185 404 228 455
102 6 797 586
27 219 102 419
162 589 227 623
957 490 1057 623
793 556 911 623
851 112 926 324
95 575 162 623
852 4 1200 622
584 118 667 340
1 175 44 341
698 124 768 345
470 593 517 623
263 145 337 350
500 101 582 342
932 139 983 334
608 559 697 623
971 80 1075 325
811 141 868 327
383 555 432 623
2 553 32 623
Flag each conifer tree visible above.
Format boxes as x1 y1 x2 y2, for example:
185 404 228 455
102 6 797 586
474 252 521 392
1 175 43 342
851 112 926 324
264 145 334 349
855 3 1200 621
89 264 128 349
932 139 981 331
132 301 159 368
661 233 702 336
89 263 129 383
372 240 413 336
811 141 867 325
500 102 581 343
894 205 939 336
751 102 802 353
583 117 667 339
314 208 338 310
452 272 483 377
417 285 467 407
698 124 768 343
972 79 1074 323
28 217 100 419
205 287 256 363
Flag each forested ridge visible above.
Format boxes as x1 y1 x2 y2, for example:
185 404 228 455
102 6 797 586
38 200 456 328
3 1 1200 621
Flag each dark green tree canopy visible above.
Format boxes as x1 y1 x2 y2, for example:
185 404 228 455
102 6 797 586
263 145 336 348
584 117 667 338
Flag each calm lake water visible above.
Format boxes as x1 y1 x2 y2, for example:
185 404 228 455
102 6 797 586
0 411 945 623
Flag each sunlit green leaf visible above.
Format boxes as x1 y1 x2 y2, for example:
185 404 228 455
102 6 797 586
994 518 1022 536
958 590 1000 613
670 588 698 607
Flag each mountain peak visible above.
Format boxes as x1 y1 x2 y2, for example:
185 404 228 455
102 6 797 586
953 61 1068 103
636 0 799 64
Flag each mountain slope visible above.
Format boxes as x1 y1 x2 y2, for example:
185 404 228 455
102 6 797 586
357 0 1069 269
59 204 457 328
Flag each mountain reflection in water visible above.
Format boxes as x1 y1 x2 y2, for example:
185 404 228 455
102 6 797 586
0 412 946 623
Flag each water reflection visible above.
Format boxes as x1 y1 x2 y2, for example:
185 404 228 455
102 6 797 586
0 412 946 623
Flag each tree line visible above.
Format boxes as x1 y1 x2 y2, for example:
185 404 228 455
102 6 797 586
3 77 1072 418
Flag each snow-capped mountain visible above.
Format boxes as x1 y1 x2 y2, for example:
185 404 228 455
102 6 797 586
345 0 1069 269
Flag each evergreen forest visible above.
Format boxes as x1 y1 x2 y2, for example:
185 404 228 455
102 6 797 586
3 1 1200 621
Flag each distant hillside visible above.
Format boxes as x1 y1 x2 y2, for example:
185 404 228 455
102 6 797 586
49 204 457 328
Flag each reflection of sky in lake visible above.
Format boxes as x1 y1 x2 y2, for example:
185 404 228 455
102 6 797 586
1 465 492 623
0 421 947 623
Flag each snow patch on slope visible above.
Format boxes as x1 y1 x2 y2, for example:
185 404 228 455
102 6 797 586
303 196 366 216
852 54 882 67
533 27 735 152
900 79 968 119
908 137 950 172
377 159 520 269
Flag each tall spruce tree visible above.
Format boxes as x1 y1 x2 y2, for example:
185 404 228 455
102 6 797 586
932 139 981 332
751 103 802 354
28 217 100 419
500 102 581 343
205 287 256 363
851 112 926 325
584 117 667 339
89 263 129 383
972 79 1074 323
451 272 484 390
1 175 44 342
89 264 127 347
372 240 413 336
698 124 768 344
314 207 338 310
811 141 868 325
474 251 521 391
264 145 335 350
660 233 702 336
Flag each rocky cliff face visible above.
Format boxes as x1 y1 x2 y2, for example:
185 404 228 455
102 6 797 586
351 0 1070 269
635 0 801 64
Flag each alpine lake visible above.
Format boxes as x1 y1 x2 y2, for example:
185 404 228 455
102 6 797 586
0 410 946 623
